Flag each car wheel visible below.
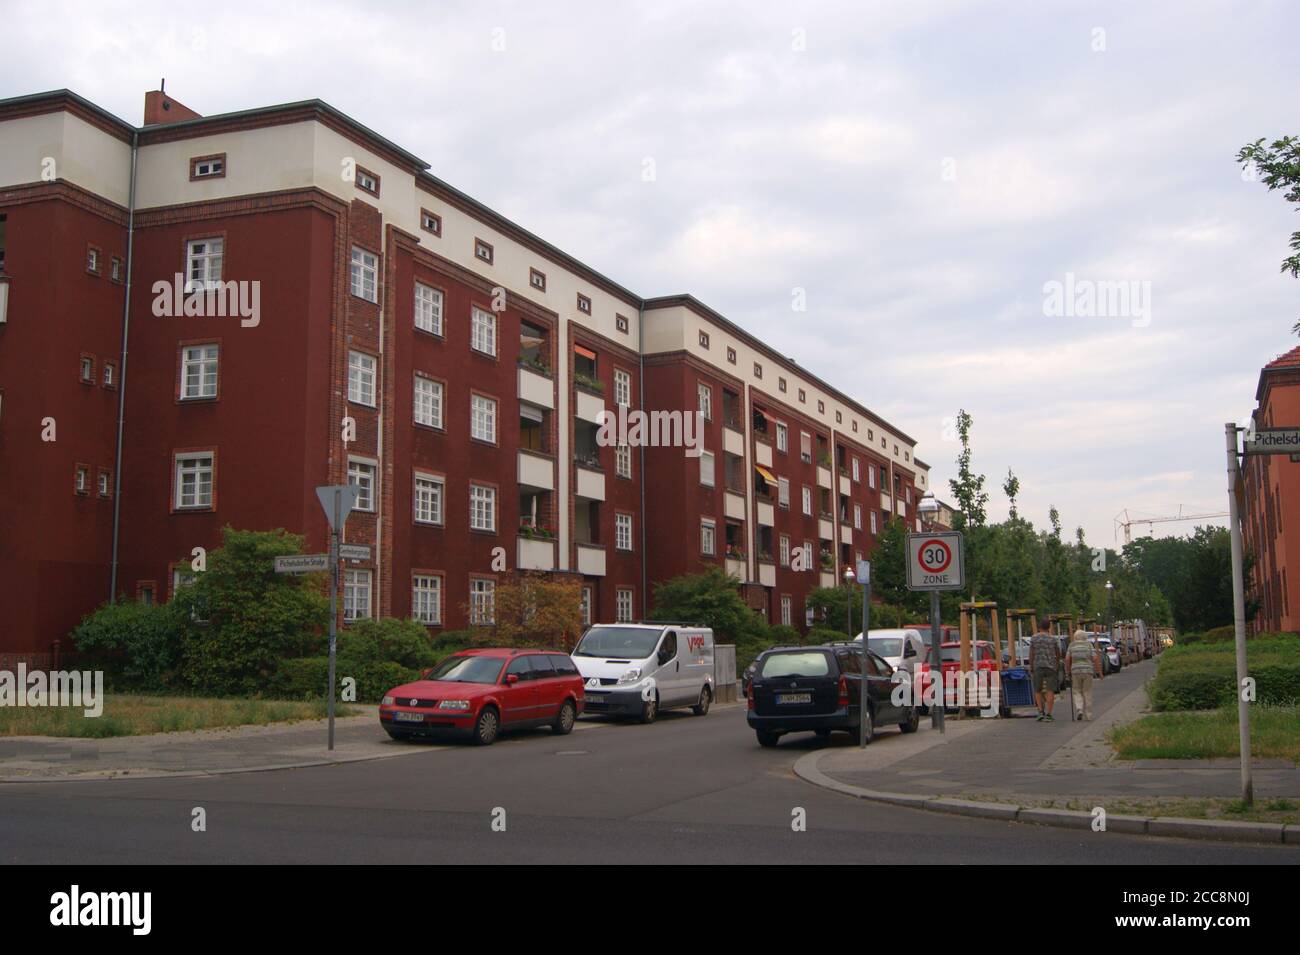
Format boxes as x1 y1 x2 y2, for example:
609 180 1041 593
638 694 659 724
471 706 500 746
756 730 780 747
551 700 576 736
692 686 712 716
898 706 920 733
814 728 831 737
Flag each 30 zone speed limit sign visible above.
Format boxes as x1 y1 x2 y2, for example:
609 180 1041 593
906 532 965 591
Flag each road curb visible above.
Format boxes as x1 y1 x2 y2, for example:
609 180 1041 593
792 748 1298 846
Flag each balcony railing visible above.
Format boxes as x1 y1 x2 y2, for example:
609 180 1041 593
574 451 602 470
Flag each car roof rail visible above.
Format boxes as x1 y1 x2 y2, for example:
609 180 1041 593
633 618 710 628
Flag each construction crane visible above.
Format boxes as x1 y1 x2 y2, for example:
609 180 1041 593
1113 506 1229 544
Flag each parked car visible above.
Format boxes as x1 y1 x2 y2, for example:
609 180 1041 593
747 644 919 747
379 648 584 746
571 622 714 723
939 640 1009 716
853 628 931 710
1091 635 1121 674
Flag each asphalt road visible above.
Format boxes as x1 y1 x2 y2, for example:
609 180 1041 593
0 703 1294 864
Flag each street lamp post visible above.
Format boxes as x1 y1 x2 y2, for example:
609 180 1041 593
843 565 855 636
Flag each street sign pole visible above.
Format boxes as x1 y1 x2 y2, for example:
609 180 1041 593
327 492 340 751
906 530 964 734
858 561 871 749
930 591 944 734
1225 422 1252 804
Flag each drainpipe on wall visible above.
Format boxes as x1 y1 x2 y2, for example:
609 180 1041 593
637 304 647 618
109 129 139 603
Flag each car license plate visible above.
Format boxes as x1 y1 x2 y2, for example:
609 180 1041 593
777 692 812 704
394 712 425 723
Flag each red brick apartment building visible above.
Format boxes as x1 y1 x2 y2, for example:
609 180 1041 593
0 88 932 663
1243 345 1300 633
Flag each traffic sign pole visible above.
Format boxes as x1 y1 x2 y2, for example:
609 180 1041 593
328 491 339 751
930 591 944 734
1225 423 1252 804
906 531 964 734
858 561 871 749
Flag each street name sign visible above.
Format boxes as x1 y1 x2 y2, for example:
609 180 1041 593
339 543 371 562
275 554 330 574
905 532 965 591
1244 428 1300 455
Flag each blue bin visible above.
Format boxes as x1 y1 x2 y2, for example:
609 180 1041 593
1000 667 1035 708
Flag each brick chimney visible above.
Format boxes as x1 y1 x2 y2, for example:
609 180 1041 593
143 88 201 126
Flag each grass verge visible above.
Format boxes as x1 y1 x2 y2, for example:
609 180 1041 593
1109 704 1300 764
0 695 360 738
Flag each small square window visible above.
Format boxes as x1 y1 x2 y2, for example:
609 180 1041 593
79 356 95 383
778 377 787 393
97 470 111 498
86 246 101 275
474 238 494 264
190 154 226 179
74 465 89 495
798 389 806 403
753 362 762 379
110 257 123 283
726 347 736 364
355 166 380 197
615 314 629 334
420 208 442 236
852 420 859 432
836 411 843 424
818 400 825 413
529 268 547 292
577 293 592 314
698 331 710 348
103 362 116 388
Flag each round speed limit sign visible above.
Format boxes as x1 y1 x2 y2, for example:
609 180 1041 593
906 531 964 591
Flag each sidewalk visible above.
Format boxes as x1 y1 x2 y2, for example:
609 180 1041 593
795 659 1300 844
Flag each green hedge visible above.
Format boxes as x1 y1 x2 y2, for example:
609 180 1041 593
268 657 419 704
1148 633 1300 710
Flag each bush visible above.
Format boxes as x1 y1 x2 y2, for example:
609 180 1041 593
269 656 419 704
71 601 184 691
806 627 848 646
767 624 802 646
1148 633 1300 710
338 618 441 668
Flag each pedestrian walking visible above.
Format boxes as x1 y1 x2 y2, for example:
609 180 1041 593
1067 629 1103 720
1027 618 1061 721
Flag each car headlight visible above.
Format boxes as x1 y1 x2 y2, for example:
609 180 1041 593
437 700 471 710
381 696 395 705
616 668 642 685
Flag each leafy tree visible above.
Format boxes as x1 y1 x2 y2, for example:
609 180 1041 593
948 409 989 528
1238 135 1300 330
869 517 928 615
176 526 328 695
651 568 770 644
1003 468 1020 520
482 572 583 649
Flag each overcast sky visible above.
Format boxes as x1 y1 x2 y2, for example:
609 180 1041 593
6 0 1296 546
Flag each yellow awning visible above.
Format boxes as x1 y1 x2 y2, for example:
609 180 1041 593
755 465 777 484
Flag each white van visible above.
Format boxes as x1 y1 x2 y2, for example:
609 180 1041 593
571 622 715 723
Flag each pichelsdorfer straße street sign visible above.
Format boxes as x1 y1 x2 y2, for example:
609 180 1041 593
1243 427 1300 455
274 554 330 574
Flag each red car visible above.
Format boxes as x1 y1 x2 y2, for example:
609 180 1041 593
938 640 1006 715
379 648 584 746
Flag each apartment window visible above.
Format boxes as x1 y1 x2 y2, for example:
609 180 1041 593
870 510 878 535
615 369 632 407
852 457 860 482
799 431 812 463
174 452 214 509
698 331 710 349
529 268 547 292
817 400 825 413
79 356 94 383
726 347 736 364
473 238 494 264
470 578 496 624
701 519 716 556
185 238 222 292
700 451 716 487
616 513 633 552
798 388 806 404
344 569 372 621
854 504 862 530
779 534 790 567
350 246 378 302
355 166 380 196
776 422 788 453
906 486 912 505
75 465 89 495
580 586 593 626
802 486 812 516
348 351 376 406
413 473 444 525
348 458 377 512
778 476 790 508
414 375 443 428
470 394 497 443
868 466 876 489
615 588 633 623
616 314 629 334
420 208 442 236
753 362 762 379
781 596 793 627
190 154 225 179
414 283 444 335
412 574 443 625
803 540 814 573
470 306 497 356
697 382 712 420
110 257 123 283
577 293 592 314
103 362 116 388
138 583 156 606
86 246 101 275
779 377 787 393
616 443 631 479
469 484 496 532
868 429 874 441
180 344 218 399
97 470 111 497
836 411 843 424
905 450 911 462
852 420 859 433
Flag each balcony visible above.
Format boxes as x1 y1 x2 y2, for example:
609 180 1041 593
817 466 832 489
757 561 776 588
517 535 557 571
517 364 554 409
820 571 836 589
819 517 834 541
841 520 855 541
574 388 605 424
839 473 851 496
576 542 606 577
724 490 747 521
723 426 745 457
896 497 908 516
575 460 605 501
756 500 775 527
754 441 773 468
725 556 747 580
518 450 555 491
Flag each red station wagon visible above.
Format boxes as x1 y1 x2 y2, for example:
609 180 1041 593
379 648 585 746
